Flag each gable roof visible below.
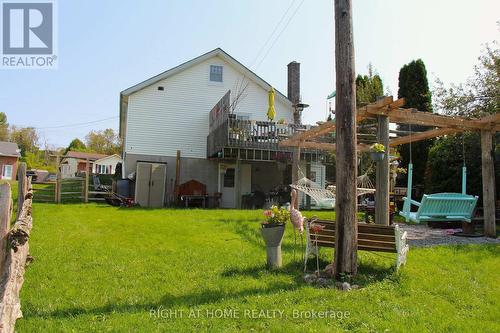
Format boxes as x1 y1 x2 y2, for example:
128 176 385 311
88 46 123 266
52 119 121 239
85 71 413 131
121 48 290 102
119 48 292 138
95 154 121 163
64 151 108 161
0 141 21 157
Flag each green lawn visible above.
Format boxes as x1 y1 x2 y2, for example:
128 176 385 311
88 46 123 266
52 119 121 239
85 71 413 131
17 204 500 332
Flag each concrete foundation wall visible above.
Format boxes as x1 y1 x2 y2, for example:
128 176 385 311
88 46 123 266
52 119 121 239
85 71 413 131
124 153 218 204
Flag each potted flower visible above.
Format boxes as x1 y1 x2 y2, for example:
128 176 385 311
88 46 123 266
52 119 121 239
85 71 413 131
261 205 290 268
370 143 386 161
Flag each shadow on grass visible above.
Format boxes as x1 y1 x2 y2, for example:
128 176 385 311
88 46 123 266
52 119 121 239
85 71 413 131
23 280 302 320
222 260 306 281
23 259 399 321
222 255 398 288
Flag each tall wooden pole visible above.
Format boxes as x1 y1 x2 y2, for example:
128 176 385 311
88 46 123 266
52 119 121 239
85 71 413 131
481 130 496 238
375 115 390 225
334 0 358 277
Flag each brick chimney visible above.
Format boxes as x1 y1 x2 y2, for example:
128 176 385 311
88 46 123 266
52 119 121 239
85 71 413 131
287 61 301 124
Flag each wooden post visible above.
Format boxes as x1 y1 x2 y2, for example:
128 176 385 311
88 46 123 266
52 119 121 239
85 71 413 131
305 162 311 209
481 130 496 238
333 0 358 278
16 163 27 218
0 183 11 272
292 146 301 184
375 115 390 225
83 159 89 203
56 155 62 204
55 155 60 204
0 178 33 332
174 150 181 204
235 150 241 209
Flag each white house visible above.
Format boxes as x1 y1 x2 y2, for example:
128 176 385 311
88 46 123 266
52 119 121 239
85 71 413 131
120 48 326 208
93 154 122 175
60 151 120 178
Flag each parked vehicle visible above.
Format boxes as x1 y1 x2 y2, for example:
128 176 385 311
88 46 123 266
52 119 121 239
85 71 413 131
26 170 38 182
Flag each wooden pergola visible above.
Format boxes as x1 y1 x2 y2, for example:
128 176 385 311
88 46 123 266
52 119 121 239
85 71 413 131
280 96 500 237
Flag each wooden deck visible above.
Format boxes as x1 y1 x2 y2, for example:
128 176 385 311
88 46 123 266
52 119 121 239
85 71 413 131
207 117 307 157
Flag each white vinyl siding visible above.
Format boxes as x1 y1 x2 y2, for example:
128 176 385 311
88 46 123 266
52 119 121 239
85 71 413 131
125 55 294 159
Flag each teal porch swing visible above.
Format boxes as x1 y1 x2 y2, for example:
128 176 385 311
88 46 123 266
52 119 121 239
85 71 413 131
399 132 478 224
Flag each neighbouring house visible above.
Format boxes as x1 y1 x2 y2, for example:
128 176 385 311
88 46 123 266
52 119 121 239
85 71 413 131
120 48 327 208
60 151 121 178
93 154 122 175
0 141 21 180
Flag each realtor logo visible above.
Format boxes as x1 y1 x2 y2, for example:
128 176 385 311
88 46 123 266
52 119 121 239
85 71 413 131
1 1 57 69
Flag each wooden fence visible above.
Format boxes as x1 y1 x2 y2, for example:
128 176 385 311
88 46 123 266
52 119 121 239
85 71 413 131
31 172 111 204
0 163 33 332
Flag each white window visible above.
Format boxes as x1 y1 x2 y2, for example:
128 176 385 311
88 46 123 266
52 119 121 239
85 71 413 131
210 65 223 82
2 165 13 180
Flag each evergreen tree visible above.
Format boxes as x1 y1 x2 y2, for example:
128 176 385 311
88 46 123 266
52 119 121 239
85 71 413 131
397 59 433 193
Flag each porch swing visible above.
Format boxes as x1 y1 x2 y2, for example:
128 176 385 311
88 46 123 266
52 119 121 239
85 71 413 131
399 129 478 224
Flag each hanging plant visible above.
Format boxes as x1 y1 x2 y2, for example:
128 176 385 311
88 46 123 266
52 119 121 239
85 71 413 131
370 143 386 161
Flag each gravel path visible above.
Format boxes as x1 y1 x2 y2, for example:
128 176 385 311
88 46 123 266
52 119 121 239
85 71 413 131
398 224 500 247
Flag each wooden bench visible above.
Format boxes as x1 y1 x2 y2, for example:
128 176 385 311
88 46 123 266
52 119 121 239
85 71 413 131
304 218 409 271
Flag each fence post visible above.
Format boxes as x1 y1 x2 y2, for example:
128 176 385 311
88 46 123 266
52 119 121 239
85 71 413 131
56 173 61 204
17 163 27 218
0 178 33 331
0 183 11 273
55 155 60 204
84 159 89 203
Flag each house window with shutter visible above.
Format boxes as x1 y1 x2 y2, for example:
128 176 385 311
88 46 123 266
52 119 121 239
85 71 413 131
210 65 223 82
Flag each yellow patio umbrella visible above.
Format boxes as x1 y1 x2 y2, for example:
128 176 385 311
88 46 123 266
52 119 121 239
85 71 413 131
267 87 276 121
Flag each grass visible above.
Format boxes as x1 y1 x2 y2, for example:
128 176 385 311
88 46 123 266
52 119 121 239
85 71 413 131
15 204 500 332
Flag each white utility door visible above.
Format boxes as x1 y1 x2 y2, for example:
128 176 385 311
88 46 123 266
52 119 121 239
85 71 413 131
219 163 251 208
220 166 235 208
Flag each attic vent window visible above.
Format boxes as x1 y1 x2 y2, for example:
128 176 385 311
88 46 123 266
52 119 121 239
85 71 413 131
157 86 164 91
210 65 223 82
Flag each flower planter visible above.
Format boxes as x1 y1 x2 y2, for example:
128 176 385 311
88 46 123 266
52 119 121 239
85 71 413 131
370 151 385 161
261 223 285 268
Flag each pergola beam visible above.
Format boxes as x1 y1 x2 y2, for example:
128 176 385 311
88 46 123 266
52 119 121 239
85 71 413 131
388 127 462 147
366 107 497 131
284 99 499 153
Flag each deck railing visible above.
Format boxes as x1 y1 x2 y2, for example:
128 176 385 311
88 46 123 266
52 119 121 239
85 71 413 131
207 116 307 157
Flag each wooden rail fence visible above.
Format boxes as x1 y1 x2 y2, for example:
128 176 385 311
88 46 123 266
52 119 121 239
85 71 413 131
0 163 34 332
31 172 110 204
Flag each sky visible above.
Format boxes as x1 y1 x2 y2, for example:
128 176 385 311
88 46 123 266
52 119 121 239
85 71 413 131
1 0 499 148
